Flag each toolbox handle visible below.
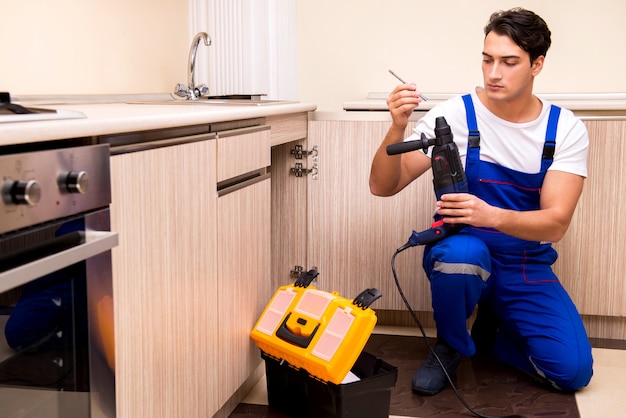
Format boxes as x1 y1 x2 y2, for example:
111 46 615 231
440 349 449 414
352 288 382 309
276 313 320 348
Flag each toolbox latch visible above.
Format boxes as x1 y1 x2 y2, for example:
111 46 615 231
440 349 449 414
294 268 319 288
352 288 382 309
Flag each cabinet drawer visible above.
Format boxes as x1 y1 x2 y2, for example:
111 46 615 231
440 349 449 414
217 125 271 182
266 113 308 146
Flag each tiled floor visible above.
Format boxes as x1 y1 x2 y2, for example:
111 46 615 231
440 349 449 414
233 326 626 418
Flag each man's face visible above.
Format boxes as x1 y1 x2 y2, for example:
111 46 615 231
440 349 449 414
481 31 543 102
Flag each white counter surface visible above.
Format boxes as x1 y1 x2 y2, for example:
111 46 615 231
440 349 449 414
0 98 317 146
344 92 626 112
342 92 626 121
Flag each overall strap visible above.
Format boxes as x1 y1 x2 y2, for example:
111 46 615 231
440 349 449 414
541 105 561 171
462 94 481 168
462 94 481 148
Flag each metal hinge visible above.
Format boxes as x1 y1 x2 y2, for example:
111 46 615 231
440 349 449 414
290 145 318 179
290 265 319 279
290 163 317 177
290 265 305 276
290 144 318 159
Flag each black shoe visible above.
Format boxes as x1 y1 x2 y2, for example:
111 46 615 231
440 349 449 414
412 340 461 396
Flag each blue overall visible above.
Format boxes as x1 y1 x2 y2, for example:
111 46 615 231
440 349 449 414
422 94 593 390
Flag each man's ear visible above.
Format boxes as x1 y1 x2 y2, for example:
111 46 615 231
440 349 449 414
531 55 545 76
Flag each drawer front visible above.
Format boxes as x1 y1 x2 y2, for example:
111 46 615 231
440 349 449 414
266 113 308 146
217 126 271 182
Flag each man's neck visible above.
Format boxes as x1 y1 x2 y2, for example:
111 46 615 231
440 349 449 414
476 88 543 123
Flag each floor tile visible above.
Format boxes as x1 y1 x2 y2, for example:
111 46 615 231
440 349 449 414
575 347 626 418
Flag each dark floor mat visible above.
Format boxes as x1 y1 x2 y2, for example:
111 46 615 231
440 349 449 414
229 403 291 418
230 334 580 417
364 334 580 418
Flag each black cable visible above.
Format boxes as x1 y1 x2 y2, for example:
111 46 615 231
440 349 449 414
391 245 525 418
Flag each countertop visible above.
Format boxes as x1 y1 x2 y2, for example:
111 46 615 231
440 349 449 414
4 92 624 147
341 92 626 121
0 95 317 146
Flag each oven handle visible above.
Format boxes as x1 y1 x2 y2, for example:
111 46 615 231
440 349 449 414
0 230 118 294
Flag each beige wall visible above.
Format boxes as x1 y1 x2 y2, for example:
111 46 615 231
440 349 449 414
297 0 626 110
0 0 189 96
2 0 624 108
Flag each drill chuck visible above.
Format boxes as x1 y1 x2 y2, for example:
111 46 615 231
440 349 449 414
434 116 454 146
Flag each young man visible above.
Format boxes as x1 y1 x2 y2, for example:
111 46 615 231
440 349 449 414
369 8 593 395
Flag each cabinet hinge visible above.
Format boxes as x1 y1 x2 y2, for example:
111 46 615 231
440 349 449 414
290 145 318 179
290 265 305 276
290 144 318 159
290 163 317 178
290 265 319 279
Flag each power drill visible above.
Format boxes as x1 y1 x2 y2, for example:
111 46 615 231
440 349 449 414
386 116 468 247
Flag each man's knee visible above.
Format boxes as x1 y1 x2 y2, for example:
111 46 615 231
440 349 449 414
425 233 490 269
533 349 593 391
426 235 491 321
425 234 491 283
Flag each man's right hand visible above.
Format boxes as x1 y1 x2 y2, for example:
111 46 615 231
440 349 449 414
370 84 430 197
387 83 424 129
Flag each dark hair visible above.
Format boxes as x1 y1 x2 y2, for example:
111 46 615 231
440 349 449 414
484 8 551 64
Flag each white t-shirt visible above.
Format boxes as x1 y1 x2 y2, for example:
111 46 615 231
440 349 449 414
407 89 589 177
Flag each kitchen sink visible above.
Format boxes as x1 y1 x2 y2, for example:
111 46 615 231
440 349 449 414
128 98 294 106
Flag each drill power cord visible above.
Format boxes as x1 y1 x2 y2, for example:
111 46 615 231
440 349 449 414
391 245 526 418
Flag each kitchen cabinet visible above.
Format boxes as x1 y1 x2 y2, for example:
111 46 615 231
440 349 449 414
274 116 626 340
109 112 307 418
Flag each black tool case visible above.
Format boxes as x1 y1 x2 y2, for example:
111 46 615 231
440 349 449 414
261 350 398 418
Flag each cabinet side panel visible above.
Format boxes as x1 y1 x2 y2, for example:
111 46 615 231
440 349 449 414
271 139 309 288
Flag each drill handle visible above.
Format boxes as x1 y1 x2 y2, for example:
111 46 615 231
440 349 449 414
407 220 465 247
386 133 432 155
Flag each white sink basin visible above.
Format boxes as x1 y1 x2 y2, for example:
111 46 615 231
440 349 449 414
128 99 293 106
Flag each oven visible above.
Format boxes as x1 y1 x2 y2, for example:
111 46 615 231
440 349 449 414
0 143 117 418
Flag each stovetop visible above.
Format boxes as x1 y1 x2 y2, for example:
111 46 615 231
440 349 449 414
0 108 86 123
0 92 85 123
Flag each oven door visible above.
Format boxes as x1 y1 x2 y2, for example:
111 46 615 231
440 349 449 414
0 209 118 418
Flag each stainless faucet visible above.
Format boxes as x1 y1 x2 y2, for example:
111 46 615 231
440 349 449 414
173 32 212 100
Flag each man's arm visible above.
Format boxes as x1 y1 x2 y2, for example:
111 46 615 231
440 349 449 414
369 84 430 196
369 126 432 196
437 170 584 242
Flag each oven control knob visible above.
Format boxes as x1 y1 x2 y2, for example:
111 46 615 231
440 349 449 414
64 171 89 194
10 179 42 206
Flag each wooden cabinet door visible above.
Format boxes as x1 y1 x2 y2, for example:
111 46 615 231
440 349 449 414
110 140 219 418
216 177 271 405
305 120 436 311
553 120 626 317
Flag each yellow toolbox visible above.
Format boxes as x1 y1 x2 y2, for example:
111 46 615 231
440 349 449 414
250 269 381 384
